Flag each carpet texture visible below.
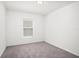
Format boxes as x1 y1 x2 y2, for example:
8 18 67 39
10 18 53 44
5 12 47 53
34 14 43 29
1 41 79 58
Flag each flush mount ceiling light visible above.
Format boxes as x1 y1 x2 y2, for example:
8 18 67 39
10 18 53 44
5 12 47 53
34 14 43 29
37 1 43 4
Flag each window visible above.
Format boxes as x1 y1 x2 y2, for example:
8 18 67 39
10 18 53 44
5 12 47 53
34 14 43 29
23 20 33 37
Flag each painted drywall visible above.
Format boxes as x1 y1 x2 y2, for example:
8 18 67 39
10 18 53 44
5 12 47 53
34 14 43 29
0 2 6 56
45 2 79 56
6 10 44 46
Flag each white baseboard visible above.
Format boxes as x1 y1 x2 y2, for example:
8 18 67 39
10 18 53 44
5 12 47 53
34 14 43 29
0 46 6 57
45 40 79 57
7 39 44 46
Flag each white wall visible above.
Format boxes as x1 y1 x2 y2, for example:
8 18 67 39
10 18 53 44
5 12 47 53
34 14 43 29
6 10 44 46
45 2 79 56
0 2 6 56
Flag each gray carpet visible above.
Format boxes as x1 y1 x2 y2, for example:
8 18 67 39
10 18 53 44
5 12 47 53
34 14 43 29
1 41 79 58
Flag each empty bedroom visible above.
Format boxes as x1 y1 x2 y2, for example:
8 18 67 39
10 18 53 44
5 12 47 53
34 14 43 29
0 0 79 58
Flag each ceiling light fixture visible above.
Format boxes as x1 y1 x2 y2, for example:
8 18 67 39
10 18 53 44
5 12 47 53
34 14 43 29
37 1 43 4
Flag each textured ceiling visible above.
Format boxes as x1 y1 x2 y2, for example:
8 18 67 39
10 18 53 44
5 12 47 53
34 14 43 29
4 1 75 15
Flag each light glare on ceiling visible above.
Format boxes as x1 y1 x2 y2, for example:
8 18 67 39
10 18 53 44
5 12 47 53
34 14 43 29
37 1 43 4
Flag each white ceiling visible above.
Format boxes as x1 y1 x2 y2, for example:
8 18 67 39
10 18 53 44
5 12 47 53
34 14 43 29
4 1 75 16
